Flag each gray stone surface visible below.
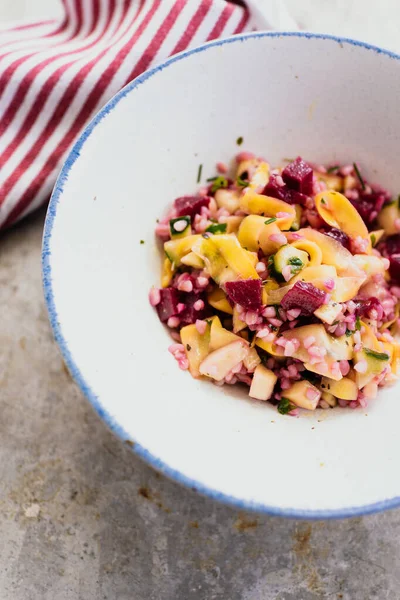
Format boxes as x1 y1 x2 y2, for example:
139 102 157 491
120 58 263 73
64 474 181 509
1 208 400 600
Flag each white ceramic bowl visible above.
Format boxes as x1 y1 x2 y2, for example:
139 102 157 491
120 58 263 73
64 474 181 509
43 33 400 518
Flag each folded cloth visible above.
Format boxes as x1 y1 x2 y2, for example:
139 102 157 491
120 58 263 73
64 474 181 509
0 0 267 230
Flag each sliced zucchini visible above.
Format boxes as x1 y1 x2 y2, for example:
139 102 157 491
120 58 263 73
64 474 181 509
169 215 192 239
181 322 211 378
181 252 205 269
282 380 320 410
320 376 358 400
192 234 259 285
272 245 309 281
290 204 302 231
377 201 400 236
161 257 174 288
207 287 233 315
369 229 385 247
209 317 241 351
164 234 201 267
353 346 389 388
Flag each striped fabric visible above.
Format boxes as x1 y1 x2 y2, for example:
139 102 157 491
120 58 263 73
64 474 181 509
0 0 254 229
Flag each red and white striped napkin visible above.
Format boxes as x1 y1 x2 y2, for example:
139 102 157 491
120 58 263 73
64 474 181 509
0 0 297 230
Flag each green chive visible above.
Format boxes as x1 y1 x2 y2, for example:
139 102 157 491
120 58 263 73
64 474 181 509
236 175 249 188
353 162 366 191
370 233 376 247
210 176 228 193
327 165 339 174
364 348 389 361
206 176 217 182
197 163 203 183
264 217 277 225
236 136 243 146
277 398 295 415
355 316 361 331
205 223 227 234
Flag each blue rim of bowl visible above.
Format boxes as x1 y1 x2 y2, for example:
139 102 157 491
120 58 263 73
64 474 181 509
43 31 400 519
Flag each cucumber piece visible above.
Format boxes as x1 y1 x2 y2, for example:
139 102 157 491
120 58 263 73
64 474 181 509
290 204 302 231
169 215 191 239
272 245 309 281
164 234 201 266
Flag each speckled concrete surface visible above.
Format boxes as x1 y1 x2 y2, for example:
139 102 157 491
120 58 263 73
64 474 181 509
1 209 400 600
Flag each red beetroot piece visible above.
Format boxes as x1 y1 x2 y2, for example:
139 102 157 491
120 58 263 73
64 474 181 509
349 192 386 226
156 288 180 322
179 292 209 325
384 234 400 256
174 196 210 219
353 296 383 319
282 157 314 196
225 279 262 311
263 175 308 206
389 255 400 283
323 227 350 250
281 281 326 316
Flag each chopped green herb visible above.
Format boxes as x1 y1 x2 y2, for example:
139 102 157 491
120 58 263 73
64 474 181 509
236 175 249 188
355 316 361 331
186 344 191 352
288 257 303 266
206 223 227 234
197 163 203 183
364 348 389 361
264 217 277 225
273 304 280 318
140 240 145 244
236 136 243 146
353 162 366 191
321 198 326 205
345 329 353 337
206 176 217 182
327 165 339 174
288 256 303 274
370 233 376 247
210 176 229 193
278 398 295 415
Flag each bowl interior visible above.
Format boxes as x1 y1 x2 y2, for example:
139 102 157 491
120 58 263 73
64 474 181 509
44 33 400 517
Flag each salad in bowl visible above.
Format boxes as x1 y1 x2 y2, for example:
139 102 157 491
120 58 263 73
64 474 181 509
150 155 400 415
